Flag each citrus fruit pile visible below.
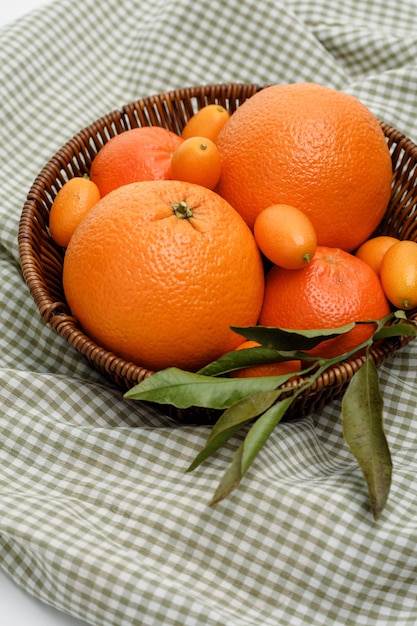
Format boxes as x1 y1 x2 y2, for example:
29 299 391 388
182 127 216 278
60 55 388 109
48 82 417 376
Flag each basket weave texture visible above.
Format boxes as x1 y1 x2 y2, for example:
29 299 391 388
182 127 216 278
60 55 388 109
18 83 417 423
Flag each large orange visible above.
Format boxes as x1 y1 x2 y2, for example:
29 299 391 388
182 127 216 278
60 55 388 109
89 126 183 196
62 180 265 372
216 83 393 251
259 246 391 359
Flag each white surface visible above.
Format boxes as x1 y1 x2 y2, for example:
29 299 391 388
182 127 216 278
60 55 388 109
0 0 51 26
1 5 88 626
0 567 89 625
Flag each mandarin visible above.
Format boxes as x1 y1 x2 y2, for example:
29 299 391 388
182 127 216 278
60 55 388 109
259 246 390 358
89 126 183 196
216 83 393 250
62 180 265 372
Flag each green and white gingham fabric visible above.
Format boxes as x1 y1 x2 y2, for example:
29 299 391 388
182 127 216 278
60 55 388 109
1 1 417 624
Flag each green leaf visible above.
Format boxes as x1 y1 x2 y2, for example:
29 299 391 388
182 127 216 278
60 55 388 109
373 321 417 341
125 311 411 509
187 389 281 472
198 345 308 377
240 395 295 474
342 358 392 519
209 444 245 506
210 395 295 505
231 323 356 351
124 367 293 410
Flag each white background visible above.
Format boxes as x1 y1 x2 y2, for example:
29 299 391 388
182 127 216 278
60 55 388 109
1 0 51 26
1 4 92 626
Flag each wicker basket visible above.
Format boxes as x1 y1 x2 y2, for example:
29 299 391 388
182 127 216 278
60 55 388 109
18 83 417 423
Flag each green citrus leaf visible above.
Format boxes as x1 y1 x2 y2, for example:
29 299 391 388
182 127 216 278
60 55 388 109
124 367 293 410
187 388 281 472
209 444 244 506
198 345 307 376
342 358 392 519
209 395 294 506
230 323 356 351
373 320 417 341
240 395 295 474
207 389 283 444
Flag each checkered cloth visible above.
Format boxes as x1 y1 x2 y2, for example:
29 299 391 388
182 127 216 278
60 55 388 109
1 1 417 624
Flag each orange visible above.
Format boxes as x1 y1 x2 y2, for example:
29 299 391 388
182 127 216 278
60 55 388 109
216 83 393 250
89 126 183 196
229 340 302 378
62 180 265 372
170 136 222 190
259 246 391 358
380 240 417 310
355 235 400 276
254 203 317 269
49 175 101 248
181 104 230 143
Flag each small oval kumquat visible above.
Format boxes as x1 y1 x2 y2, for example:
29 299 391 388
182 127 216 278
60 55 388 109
181 104 230 143
49 175 101 248
254 204 317 269
355 235 399 276
380 239 417 310
170 136 222 190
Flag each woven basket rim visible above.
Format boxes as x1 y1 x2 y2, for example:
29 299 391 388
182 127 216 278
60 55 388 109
17 82 417 421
